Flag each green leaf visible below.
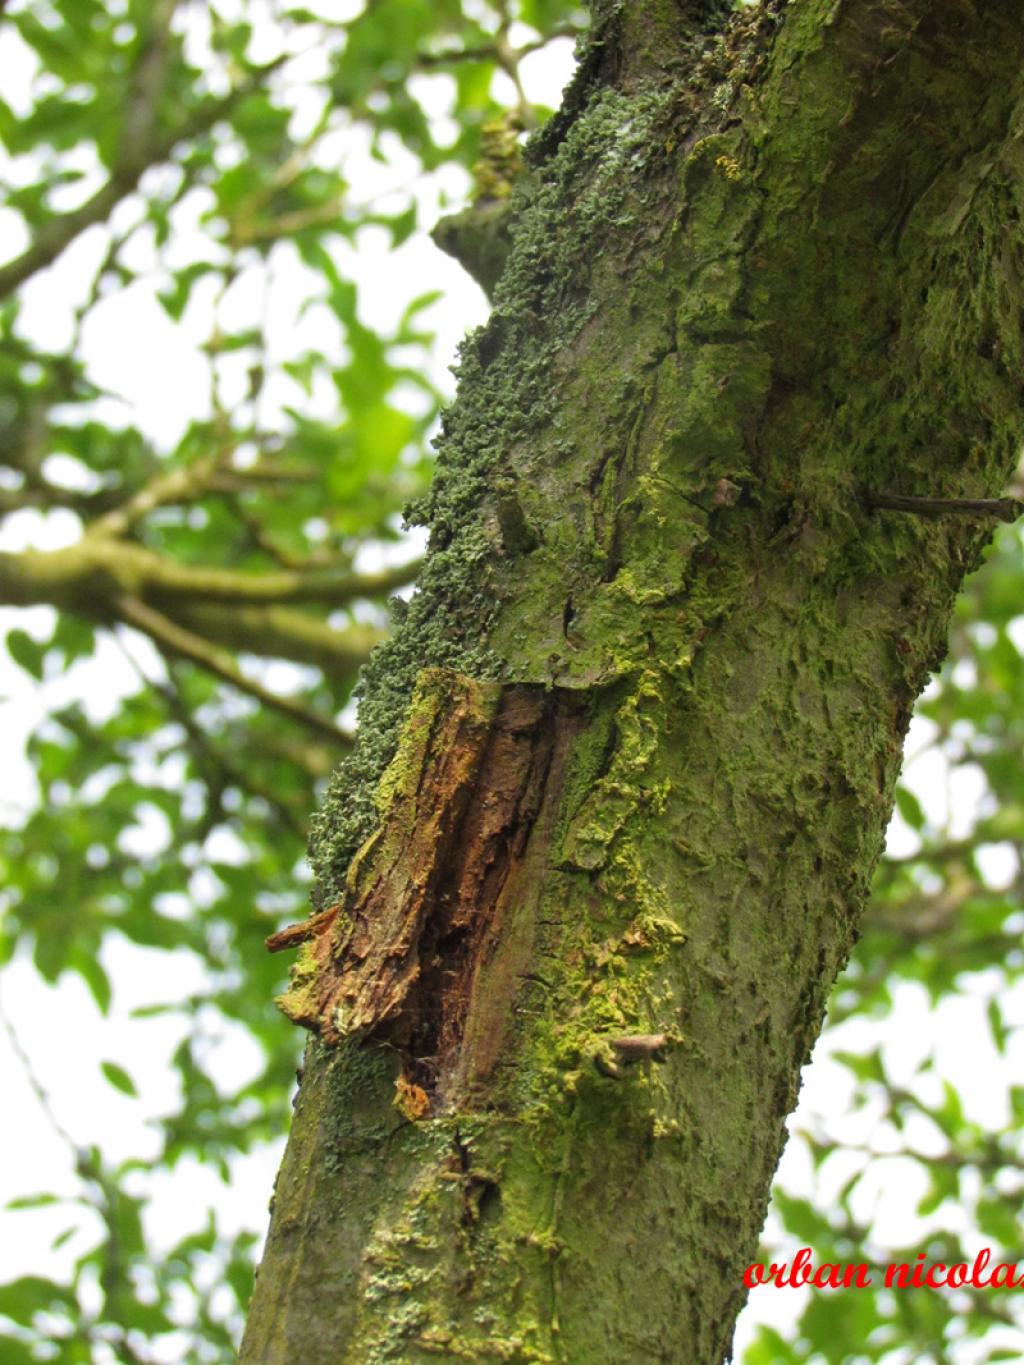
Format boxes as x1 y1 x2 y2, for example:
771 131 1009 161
156 262 218 322
100 1061 138 1097
383 201 417 247
771 1190 830 1246
745 1328 801 1365
5 628 45 680
831 1048 885 1085
976 1196 1019 1248
47 615 96 669
70 952 112 1014
894 786 926 832
0 1335 39 1365
0 1274 76 1323
987 997 1009 1054
6 1193 61 1211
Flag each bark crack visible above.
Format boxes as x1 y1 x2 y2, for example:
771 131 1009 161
271 669 584 1107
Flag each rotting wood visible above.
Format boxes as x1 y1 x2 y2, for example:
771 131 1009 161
269 667 584 1107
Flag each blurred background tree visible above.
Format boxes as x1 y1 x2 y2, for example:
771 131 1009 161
0 2 1022 1362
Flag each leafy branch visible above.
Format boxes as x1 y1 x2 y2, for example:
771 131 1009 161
0 51 290 300
0 433 417 734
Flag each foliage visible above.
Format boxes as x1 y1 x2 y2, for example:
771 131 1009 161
0 1 1022 1362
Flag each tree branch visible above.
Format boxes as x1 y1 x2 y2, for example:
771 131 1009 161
415 25 582 70
0 540 386 672
0 538 420 612
0 54 288 300
165 601 383 673
0 481 127 517
83 449 317 539
87 455 223 538
153 666 310 841
229 198 348 249
138 554 422 607
119 0 179 167
115 594 352 747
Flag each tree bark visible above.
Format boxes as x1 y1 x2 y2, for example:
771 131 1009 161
241 1 1024 1360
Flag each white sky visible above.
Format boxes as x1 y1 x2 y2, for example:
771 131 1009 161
1 10 1022 1363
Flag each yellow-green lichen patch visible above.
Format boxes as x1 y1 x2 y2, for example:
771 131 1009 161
558 671 667 872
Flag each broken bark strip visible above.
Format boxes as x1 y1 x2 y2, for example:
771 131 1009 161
272 668 583 1105
265 905 338 954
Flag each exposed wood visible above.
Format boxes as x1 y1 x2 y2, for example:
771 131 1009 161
274 669 586 1107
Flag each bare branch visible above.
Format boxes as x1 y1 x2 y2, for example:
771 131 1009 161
0 482 126 517
230 198 348 249
416 42 501 68
141 555 422 607
414 25 582 70
85 534 422 609
84 449 317 538
88 455 222 538
119 0 180 166
0 993 80 1157
0 540 387 671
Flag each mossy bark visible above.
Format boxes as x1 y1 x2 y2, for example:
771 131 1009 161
241 2 1024 1361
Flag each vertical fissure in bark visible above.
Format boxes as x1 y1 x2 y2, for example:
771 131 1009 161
271 671 586 1108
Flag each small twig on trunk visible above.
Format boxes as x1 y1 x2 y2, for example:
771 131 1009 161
266 905 340 953
866 491 1024 523
595 1033 671 1079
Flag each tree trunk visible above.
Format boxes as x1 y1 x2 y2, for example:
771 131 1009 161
241 2 1024 1360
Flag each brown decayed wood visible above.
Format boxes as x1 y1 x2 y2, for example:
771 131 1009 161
271 670 582 1104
